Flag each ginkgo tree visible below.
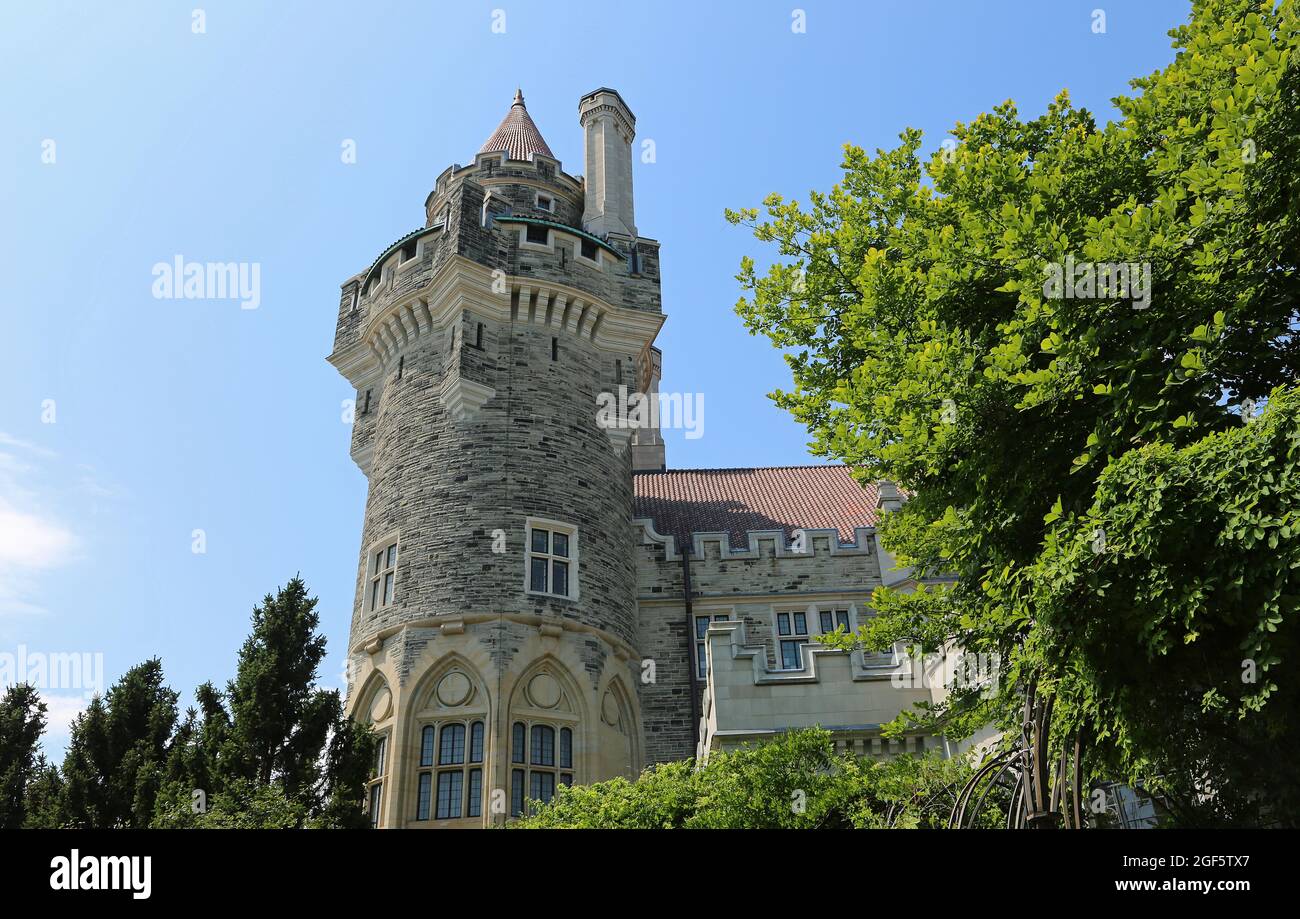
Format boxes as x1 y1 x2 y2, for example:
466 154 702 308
728 0 1299 825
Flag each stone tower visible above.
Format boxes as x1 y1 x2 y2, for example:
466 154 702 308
328 89 663 827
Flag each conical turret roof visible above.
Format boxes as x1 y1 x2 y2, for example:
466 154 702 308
478 89 554 162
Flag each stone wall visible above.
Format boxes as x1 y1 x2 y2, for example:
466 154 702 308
633 523 887 765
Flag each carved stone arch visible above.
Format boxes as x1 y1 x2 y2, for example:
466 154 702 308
598 675 634 735
408 652 491 717
596 673 641 778
505 654 589 793
354 670 395 727
506 654 587 722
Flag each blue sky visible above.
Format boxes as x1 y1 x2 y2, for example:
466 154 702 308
0 0 1191 758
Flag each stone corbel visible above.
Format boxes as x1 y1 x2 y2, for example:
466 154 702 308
603 426 633 455
440 375 495 422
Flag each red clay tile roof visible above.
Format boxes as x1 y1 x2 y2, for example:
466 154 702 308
479 89 555 162
632 466 880 550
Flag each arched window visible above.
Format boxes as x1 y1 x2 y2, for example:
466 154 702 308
414 719 484 821
368 733 388 828
510 720 575 816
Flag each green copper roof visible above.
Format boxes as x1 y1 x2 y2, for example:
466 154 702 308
495 216 623 256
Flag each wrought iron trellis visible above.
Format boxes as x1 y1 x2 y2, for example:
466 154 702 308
947 679 1085 829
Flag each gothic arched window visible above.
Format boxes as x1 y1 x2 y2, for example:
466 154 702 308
414 718 484 821
510 720 575 816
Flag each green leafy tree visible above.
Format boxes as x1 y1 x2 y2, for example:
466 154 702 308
0 684 47 828
59 659 178 829
733 0 1300 826
728 0 1299 825
512 728 978 829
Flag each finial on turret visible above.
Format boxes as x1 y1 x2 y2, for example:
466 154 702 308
513 88 524 106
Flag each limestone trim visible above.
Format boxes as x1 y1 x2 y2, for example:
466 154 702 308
347 613 641 664
638 588 883 606
328 257 664 385
703 618 906 687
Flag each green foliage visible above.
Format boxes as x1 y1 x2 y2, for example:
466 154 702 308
0 684 47 828
223 576 334 793
58 659 178 829
512 728 978 829
17 577 372 829
155 577 374 829
1035 385 1300 820
730 0 1300 825
152 778 309 829
21 756 65 828
509 760 701 829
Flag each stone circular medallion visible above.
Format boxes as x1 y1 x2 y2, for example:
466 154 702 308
369 687 392 723
601 690 620 726
436 671 472 707
528 673 561 709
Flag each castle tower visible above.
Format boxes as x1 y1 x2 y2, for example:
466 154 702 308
328 89 663 827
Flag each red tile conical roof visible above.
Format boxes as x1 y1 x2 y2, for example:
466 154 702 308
478 88 554 162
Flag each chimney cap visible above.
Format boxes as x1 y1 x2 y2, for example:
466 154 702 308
579 87 636 124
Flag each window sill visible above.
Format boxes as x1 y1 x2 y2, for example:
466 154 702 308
526 590 577 603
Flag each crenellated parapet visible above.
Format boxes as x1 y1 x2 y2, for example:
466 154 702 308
634 518 877 563
695 620 942 763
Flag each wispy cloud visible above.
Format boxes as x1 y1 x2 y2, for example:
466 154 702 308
0 433 78 617
0 432 56 458
0 505 76 569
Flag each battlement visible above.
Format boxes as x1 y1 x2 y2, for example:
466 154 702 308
634 518 876 562
427 152 585 226
696 619 941 763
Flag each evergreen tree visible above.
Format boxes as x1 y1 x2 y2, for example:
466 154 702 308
225 576 333 794
0 683 47 829
21 756 65 828
153 577 373 828
59 659 178 828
